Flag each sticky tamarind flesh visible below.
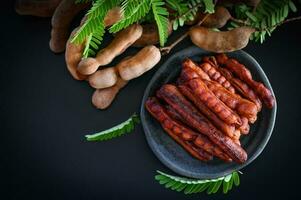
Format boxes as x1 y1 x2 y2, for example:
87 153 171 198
78 24 143 75
189 26 255 53
117 45 161 81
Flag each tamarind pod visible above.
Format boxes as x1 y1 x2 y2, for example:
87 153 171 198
185 79 242 126
65 27 88 80
178 85 237 138
15 0 62 17
189 26 255 53
117 45 161 81
50 0 89 53
199 62 235 93
216 54 275 108
103 7 123 27
88 67 118 89
182 59 210 81
204 80 258 123
218 67 262 111
156 84 247 163
92 77 127 109
78 24 143 75
132 22 173 47
145 97 212 161
185 6 231 28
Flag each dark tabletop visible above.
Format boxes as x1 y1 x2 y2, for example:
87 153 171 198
1 1 301 200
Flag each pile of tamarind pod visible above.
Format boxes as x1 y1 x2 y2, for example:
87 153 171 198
145 54 275 163
66 22 161 109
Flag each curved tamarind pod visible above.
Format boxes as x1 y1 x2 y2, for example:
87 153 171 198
178 84 237 138
92 77 127 109
218 67 262 111
199 62 235 93
65 27 88 80
50 0 89 53
185 6 231 28
216 54 275 108
132 22 173 47
145 97 212 161
189 26 255 53
88 67 118 89
185 79 242 126
204 80 258 123
146 97 232 161
156 85 247 163
15 0 62 17
117 45 161 81
78 24 143 75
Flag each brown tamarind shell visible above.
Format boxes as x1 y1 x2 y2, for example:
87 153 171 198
132 22 173 47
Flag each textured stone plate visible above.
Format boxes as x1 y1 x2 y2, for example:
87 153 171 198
140 46 277 179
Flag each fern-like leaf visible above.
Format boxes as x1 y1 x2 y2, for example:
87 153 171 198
82 23 105 58
203 0 214 14
71 0 120 45
151 0 169 46
109 0 151 33
155 170 240 195
232 0 297 43
85 114 140 141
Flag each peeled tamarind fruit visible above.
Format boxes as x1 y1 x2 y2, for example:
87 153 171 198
132 22 173 47
189 26 255 53
50 0 89 53
78 24 143 75
185 6 231 28
117 45 161 81
88 67 118 89
92 78 127 109
15 0 62 17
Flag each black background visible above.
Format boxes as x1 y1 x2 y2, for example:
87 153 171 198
1 1 301 200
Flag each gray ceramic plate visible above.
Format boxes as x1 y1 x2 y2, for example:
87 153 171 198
140 46 277 179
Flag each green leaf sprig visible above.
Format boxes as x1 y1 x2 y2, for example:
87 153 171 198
231 0 297 43
85 114 140 141
155 170 240 195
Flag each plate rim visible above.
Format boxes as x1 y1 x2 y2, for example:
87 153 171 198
140 46 277 179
